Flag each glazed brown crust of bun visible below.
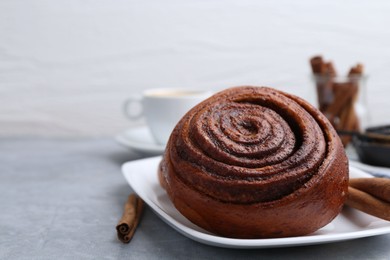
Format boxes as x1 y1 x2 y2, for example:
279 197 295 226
159 86 348 238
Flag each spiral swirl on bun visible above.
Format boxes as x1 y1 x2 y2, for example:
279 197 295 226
159 86 348 238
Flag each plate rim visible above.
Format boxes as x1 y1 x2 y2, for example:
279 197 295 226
349 160 390 177
122 156 390 248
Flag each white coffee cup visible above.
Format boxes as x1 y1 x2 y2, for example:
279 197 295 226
124 88 213 145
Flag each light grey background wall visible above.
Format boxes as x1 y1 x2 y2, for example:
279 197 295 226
1 0 389 136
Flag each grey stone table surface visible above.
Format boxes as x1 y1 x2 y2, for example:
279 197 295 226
1 137 390 260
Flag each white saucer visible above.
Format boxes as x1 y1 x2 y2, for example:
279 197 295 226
116 126 165 155
122 157 390 248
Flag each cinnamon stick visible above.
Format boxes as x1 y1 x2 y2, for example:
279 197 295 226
325 82 357 119
349 63 364 76
338 84 360 144
310 56 336 76
325 62 337 77
345 178 390 221
349 178 390 203
310 56 325 74
310 57 336 111
346 187 390 221
116 194 144 243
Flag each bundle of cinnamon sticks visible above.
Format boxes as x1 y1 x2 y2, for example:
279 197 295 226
310 56 364 146
346 178 390 221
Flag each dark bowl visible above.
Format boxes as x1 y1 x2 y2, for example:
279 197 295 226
366 124 390 135
352 125 390 167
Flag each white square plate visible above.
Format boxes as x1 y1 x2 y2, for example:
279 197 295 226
122 156 390 248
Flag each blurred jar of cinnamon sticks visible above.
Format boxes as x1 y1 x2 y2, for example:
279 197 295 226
310 55 369 146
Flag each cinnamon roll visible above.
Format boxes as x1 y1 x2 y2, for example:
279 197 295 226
159 86 348 238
